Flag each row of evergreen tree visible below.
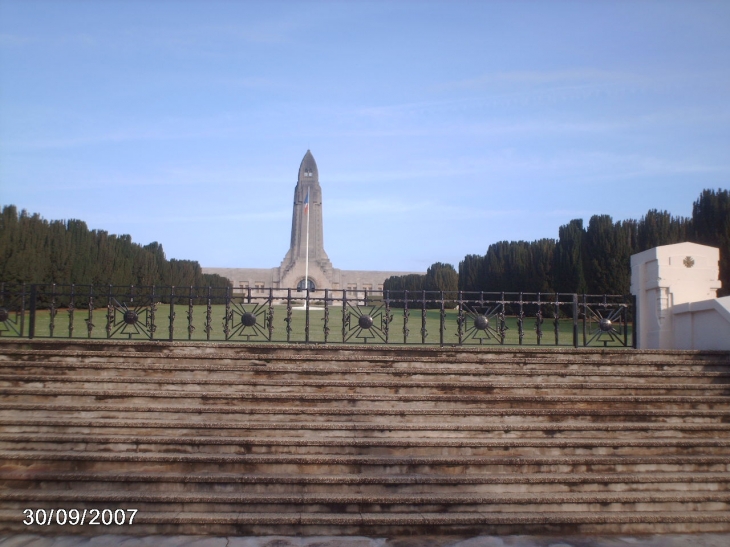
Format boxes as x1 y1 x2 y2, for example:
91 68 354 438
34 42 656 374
0 205 231 289
386 189 730 296
2 188 727 297
380 263 457 293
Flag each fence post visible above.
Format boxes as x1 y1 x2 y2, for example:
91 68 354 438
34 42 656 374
582 294 587 346
28 284 36 339
205 286 211 342
403 290 409 344
169 286 175 342
323 288 329 343
305 287 310 343
632 294 638 349
572 293 579 348
439 291 444 347
20 283 26 337
421 290 427 344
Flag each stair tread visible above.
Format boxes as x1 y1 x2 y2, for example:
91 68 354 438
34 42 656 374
3 387 728 402
3 470 728 483
3 433 729 447
1 510 729 524
3 362 728 377
2 402 727 416
3 418 730 430
4 374 728 389
2 450 727 463
4 490 730 503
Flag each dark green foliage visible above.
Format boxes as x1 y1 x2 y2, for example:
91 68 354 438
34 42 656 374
455 188 729 296
636 209 688 250
384 262 459 308
688 189 730 296
553 219 586 293
425 262 458 292
457 240 556 294
384 262 459 294
458 254 484 292
582 215 634 295
0 205 232 290
382 273 428 293
529 238 556 293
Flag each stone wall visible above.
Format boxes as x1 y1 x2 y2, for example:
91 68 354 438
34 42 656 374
202 266 421 292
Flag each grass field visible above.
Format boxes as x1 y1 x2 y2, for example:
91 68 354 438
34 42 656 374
0 303 632 347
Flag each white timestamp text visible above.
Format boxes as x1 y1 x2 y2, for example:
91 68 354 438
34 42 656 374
23 508 138 526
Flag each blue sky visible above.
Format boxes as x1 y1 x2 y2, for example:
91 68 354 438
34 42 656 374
1 1 728 272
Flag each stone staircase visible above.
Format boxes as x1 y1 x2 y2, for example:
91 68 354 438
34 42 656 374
0 339 729 536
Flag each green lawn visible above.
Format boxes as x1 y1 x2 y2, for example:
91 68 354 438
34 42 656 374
1 302 632 347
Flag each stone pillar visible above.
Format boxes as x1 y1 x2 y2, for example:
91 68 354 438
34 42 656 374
630 242 721 349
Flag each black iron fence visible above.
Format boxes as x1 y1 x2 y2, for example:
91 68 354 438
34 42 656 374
0 283 635 348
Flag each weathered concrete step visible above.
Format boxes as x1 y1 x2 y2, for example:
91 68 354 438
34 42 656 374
4 375 727 396
3 434 728 457
2 403 726 423
1 398 724 414
3 387 727 407
17 352 681 369
2 359 728 380
3 451 727 475
3 362 729 383
4 418 727 439
0 509 729 537
4 339 728 363
4 490 730 514
3 470 729 494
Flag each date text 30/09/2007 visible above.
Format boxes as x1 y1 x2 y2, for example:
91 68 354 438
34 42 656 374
23 508 138 526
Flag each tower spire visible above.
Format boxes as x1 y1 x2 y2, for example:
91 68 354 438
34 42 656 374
279 151 332 284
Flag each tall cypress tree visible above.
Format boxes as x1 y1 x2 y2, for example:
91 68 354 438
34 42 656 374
425 262 458 292
529 238 556 293
636 209 688 251
458 254 485 292
582 215 634 295
552 219 586 293
689 189 730 296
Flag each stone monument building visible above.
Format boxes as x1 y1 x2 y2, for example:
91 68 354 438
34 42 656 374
203 150 421 292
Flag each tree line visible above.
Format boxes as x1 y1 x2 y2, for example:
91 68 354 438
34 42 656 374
385 188 730 297
0 205 231 289
3 188 727 297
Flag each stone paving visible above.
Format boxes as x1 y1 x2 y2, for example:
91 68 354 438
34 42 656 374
2 536 730 547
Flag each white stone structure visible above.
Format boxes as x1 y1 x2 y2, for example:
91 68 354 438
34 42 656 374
630 242 730 350
203 151 422 292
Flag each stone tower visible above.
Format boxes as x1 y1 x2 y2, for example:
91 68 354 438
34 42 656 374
203 150 424 291
279 150 334 288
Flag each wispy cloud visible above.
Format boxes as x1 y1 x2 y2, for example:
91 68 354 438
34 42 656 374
0 32 33 46
326 197 521 220
82 209 291 226
439 69 653 91
208 76 277 89
3 112 249 150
